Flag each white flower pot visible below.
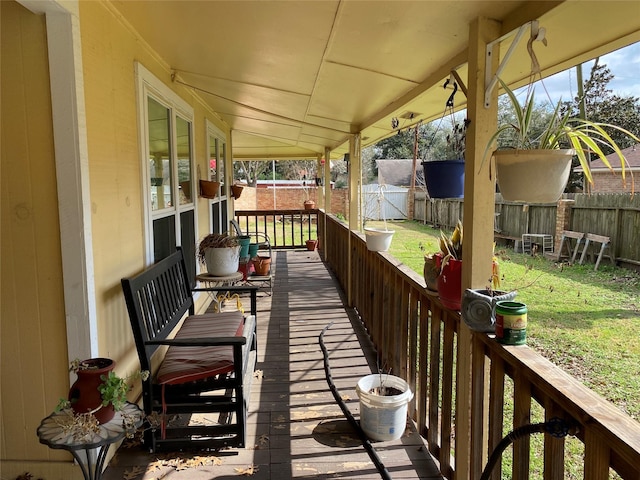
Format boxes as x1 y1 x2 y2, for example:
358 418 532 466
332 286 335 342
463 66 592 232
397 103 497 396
495 149 574 204
204 246 241 276
364 228 395 252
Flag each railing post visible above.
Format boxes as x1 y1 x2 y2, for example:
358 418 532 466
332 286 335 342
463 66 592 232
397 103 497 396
347 133 361 306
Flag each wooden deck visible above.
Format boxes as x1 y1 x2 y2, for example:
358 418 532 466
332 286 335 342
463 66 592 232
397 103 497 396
102 250 443 479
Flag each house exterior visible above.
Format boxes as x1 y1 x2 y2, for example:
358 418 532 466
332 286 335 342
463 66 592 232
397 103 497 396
583 144 640 193
2 1 639 478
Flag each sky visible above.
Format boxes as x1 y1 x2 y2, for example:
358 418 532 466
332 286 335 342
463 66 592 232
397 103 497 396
530 41 640 103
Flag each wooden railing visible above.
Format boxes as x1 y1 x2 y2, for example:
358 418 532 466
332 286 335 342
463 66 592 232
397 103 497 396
235 209 318 249
319 210 640 480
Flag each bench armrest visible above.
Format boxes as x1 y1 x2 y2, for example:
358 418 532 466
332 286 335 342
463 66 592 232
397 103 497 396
147 337 246 347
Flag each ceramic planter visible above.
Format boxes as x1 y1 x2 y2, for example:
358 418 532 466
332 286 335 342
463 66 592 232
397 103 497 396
494 149 574 203
435 255 462 310
204 245 241 276
461 288 517 333
423 254 439 291
421 160 465 199
304 200 316 210
68 358 116 424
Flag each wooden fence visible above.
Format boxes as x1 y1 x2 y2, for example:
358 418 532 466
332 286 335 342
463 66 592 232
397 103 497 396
414 193 640 267
318 211 640 479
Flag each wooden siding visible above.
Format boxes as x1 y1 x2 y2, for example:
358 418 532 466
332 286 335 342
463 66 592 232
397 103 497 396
0 0 72 472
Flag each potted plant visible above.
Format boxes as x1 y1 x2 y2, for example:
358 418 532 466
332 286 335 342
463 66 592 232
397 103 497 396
57 358 149 435
197 233 241 276
434 220 464 310
485 78 639 203
355 371 413 441
421 119 469 199
461 252 517 333
306 239 318 251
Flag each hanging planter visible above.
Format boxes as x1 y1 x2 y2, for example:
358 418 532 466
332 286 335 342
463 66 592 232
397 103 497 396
364 228 395 252
421 160 465 199
494 149 573 203
231 184 244 199
199 179 220 199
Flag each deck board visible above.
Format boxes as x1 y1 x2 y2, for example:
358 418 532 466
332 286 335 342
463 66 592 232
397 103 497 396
102 250 443 479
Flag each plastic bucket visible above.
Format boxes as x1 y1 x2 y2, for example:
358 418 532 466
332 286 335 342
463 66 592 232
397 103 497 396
356 374 413 441
364 228 395 252
248 243 259 258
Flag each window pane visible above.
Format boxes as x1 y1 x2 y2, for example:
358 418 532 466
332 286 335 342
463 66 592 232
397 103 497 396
153 216 176 263
148 98 173 210
176 116 192 205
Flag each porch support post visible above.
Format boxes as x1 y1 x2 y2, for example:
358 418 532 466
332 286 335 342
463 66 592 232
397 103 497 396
347 134 361 306
317 153 325 210
458 16 501 480
323 147 332 213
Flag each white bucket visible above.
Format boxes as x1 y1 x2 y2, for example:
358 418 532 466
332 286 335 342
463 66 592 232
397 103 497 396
356 374 413 441
364 228 395 252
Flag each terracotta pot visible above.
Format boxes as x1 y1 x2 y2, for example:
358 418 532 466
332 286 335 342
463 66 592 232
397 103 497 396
199 180 220 199
303 200 316 210
252 255 271 276
69 358 116 424
435 256 462 310
306 239 318 251
231 184 244 199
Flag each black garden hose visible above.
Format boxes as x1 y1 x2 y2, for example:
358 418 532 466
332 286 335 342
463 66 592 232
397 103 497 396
319 323 393 480
480 417 575 480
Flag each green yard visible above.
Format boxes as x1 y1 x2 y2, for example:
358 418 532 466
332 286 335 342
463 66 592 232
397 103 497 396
365 219 640 423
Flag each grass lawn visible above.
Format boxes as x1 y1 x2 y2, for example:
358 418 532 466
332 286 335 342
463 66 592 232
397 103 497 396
365 219 640 422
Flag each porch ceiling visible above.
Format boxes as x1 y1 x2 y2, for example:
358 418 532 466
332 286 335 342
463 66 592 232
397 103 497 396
111 0 640 160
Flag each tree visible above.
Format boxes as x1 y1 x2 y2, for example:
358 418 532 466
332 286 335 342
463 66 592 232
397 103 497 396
233 160 270 187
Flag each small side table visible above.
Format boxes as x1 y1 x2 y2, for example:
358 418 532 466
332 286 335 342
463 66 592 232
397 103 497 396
196 271 243 287
37 402 143 480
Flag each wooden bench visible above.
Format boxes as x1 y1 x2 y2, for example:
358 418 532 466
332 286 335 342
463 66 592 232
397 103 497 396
121 247 258 452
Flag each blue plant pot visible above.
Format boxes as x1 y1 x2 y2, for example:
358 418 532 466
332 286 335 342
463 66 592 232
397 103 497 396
421 160 465 199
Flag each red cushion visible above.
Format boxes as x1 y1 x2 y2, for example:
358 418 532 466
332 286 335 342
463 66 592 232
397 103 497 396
156 311 244 385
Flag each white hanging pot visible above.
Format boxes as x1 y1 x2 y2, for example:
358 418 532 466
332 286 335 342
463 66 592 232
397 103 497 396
494 149 574 204
204 245 241 276
364 228 395 252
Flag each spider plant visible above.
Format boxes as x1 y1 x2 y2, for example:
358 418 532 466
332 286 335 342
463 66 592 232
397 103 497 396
485 78 639 186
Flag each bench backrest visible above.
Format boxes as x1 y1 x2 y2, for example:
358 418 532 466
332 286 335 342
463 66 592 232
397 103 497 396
121 248 194 371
